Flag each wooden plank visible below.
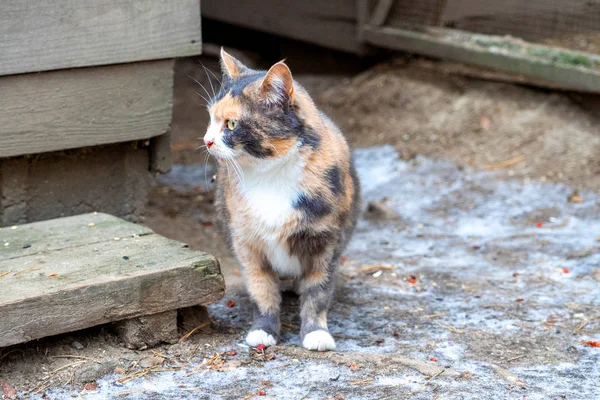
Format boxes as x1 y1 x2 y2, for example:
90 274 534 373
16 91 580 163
0 213 152 260
203 0 361 54
0 0 201 76
0 213 224 348
363 26 600 93
369 0 395 27
0 60 174 158
150 132 173 174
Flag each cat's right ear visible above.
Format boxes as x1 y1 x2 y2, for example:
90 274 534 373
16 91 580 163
220 47 249 79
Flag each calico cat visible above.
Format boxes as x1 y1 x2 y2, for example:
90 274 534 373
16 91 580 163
204 48 360 351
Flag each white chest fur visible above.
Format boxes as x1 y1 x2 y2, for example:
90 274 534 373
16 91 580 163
237 149 305 277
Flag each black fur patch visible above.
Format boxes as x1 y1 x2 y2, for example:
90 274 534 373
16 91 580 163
325 166 343 196
287 229 335 258
299 126 321 149
293 193 331 220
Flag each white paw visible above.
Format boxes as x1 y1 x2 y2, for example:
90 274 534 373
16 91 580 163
302 330 336 351
246 329 277 347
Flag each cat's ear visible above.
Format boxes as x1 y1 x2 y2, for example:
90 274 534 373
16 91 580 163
259 61 294 105
220 47 249 79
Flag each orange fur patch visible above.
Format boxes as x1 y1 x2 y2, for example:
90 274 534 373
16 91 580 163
211 93 244 123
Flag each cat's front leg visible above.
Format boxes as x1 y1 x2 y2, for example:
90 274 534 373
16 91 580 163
239 249 281 347
299 254 337 351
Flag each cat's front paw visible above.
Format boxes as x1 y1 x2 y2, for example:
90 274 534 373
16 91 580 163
302 330 336 351
246 329 278 347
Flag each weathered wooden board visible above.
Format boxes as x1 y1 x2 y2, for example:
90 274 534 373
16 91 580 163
202 0 361 54
363 26 600 93
0 0 201 76
0 60 174 158
0 213 224 348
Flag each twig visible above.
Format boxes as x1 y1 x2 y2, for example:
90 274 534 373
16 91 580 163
13 266 41 276
484 155 525 170
51 355 96 362
358 264 396 273
178 322 210 343
506 354 525 362
436 322 464 334
350 378 374 385
411 369 445 393
0 271 11 279
572 320 588 334
51 361 86 374
421 312 448 319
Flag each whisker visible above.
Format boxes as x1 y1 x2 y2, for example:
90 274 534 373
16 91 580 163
204 151 210 193
203 63 222 87
189 75 213 105
201 64 216 98
194 91 210 106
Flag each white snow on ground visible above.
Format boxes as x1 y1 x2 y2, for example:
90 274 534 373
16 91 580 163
34 146 600 399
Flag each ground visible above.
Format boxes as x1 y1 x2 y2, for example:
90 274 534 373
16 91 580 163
1 54 599 399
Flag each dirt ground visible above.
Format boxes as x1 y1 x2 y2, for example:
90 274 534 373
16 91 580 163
1 51 599 399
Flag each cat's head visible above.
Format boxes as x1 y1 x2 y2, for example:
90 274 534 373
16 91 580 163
203 48 318 166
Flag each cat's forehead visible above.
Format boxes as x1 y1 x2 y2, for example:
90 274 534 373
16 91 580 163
210 71 266 120
217 71 265 100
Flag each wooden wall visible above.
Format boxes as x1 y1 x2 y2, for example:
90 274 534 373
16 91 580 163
0 0 202 158
202 0 361 54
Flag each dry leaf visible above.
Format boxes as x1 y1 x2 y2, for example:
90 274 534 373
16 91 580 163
1 382 17 400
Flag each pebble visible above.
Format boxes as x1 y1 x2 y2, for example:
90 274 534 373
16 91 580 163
22 244 31 249
71 341 84 350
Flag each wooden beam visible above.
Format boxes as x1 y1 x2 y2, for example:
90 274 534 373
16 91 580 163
0 60 174 158
363 26 600 93
0 0 201 76
0 213 225 348
369 0 395 27
203 0 361 54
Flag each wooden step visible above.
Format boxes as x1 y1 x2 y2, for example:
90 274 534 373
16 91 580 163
0 213 224 348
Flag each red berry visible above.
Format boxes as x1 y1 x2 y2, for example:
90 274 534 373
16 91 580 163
228 350 237 356
257 344 265 351
340 255 347 262
563 268 570 274
430 357 437 362
536 222 543 228
226 300 235 307
258 391 266 396
408 278 416 285
515 298 524 302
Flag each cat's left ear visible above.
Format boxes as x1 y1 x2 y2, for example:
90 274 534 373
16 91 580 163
259 61 294 105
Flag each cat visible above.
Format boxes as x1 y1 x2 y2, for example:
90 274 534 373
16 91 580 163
204 48 360 351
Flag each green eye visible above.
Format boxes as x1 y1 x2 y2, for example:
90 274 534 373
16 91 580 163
226 119 238 130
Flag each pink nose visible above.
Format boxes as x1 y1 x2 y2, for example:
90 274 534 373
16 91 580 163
205 139 214 148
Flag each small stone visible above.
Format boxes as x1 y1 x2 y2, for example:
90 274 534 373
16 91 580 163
71 341 84 350
84 382 98 391
10 226 17 230
3 243 8 247
372 270 383 278
88 223 95 227
138 356 164 368
567 346 578 353
123 256 129 260
113 237 121 241
22 244 31 249
365 200 401 221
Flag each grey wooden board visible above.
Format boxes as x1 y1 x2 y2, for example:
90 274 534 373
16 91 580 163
363 26 600 94
0 213 224 348
202 0 361 54
0 60 174 158
0 0 201 76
